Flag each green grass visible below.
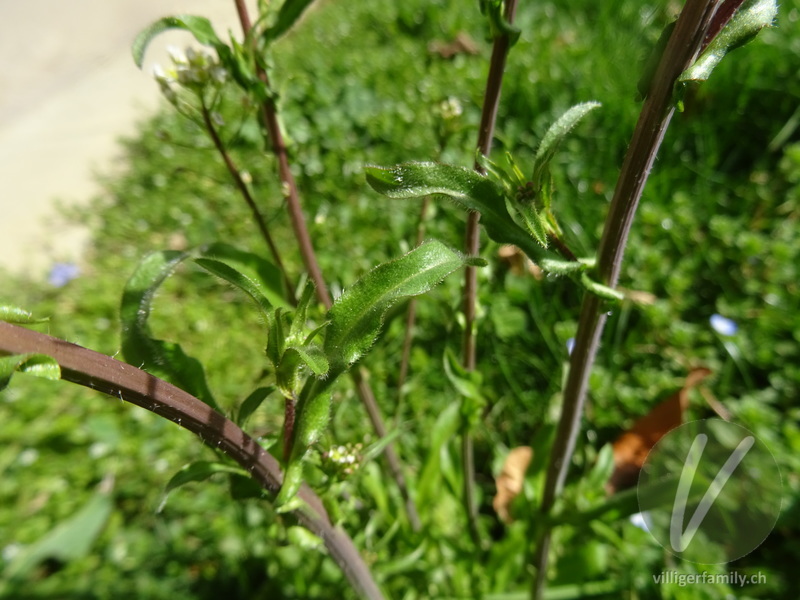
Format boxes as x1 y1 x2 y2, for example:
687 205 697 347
2 0 800 598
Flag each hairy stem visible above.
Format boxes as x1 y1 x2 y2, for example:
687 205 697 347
461 0 519 549
0 321 384 600
532 1 722 597
199 101 297 304
233 0 421 531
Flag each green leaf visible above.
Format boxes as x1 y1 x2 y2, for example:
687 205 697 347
200 242 289 309
0 305 48 324
193 257 274 319
132 15 224 68
236 386 275 426
479 0 521 46
532 102 601 186
3 486 112 582
0 354 61 391
678 0 777 90
165 461 247 494
417 401 461 507
262 0 317 45
366 162 546 261
324 239 481 375
120 250 220 410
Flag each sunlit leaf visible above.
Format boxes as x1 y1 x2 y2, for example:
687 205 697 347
532 102 601 186
366 162 549 262
324 239 483 375
677 0 777 92
0 353 61 391
0 305 48 324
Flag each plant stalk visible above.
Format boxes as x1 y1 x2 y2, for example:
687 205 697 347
531 1 723 597
0 321 385 600
461 0 519 549
199 102 297 304
233 0 421 531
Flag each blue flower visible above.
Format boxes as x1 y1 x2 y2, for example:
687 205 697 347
710 314 738 336
48 262 80 287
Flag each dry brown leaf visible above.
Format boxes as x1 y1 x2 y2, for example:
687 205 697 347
497 245 543 280
493 446 533 523
606 367 712 494
428 31 480 59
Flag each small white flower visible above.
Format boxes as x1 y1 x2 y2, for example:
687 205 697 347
566 338 576 356
167 45 187 65
439 96 463 120
240 170 252 184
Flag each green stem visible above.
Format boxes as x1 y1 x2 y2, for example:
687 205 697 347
461 0 519 550
232 0 421 532
531 1 723 597
199 101 297 304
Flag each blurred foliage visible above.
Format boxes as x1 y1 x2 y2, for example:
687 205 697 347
1 0 799 598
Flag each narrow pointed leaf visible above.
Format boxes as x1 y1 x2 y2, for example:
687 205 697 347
201 242 289 309
0 305 48 324
194 258 273 319
0 354 61 391
678 0 777 88
262 0 317 45
165 461 247 494
285 345 328 377
324 239 482 374
236 386 275 426
533 102 601 185
132 15 223 68
366 162 546 261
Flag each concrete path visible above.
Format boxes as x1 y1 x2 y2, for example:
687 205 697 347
0 0 255 277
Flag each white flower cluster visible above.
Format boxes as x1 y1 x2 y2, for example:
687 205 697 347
439 96 463 120
322 443 363 476
153 45 228 103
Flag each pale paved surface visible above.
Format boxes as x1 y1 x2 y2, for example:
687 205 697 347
0 0 255 277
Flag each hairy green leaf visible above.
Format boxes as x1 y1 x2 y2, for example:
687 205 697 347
533 102 601 186
366 162 547 261
0 305 48 324
132 15 223 68
324 239 482 375
0 354 61 391
678 0 777 91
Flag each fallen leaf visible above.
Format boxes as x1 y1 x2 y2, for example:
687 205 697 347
428 32 480 59
493 446 533 523
606 367 712 494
